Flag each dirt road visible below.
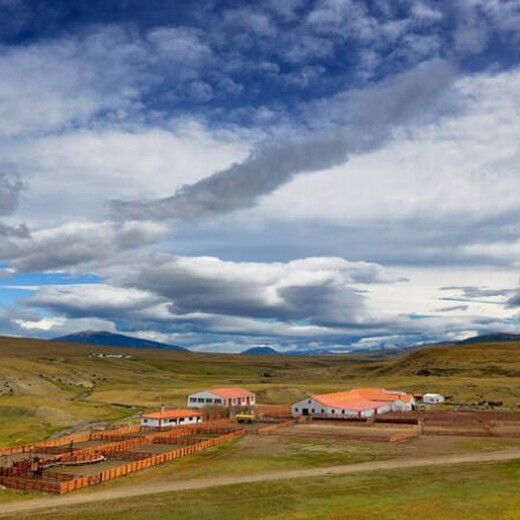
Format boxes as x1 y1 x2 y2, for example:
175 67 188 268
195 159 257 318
1 449 520 517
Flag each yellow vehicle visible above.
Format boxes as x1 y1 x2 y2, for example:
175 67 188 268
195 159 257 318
236 413 255 424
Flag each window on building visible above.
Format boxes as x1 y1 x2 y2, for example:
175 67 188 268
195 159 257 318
205 398 213 403
312 409 315 413
143 419 148 423
295 408 299 412
342 410 345 414
321 409 325 414
215 399 222 404
331 409 335 414
189 397 197 403
197 398 205 403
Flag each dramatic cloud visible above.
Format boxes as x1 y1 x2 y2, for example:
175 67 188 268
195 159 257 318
28 284 161 318
112 60 454 221
0 2 519 350
108 255 399 326
0 169 29 237
0 221 170 272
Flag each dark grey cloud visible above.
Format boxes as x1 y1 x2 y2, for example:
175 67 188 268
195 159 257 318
103 255 398 327
17 254 411 351
112 60 455 221
435 304 469 312
0 170 23 215
0 221 169 272
438 285 518 308
440 285 515 300
506 291 520 308
27 284 161 319
0 169 29 237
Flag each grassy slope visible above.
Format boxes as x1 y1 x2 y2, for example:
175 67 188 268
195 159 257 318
0 336 519 518
0 336 519 446
15 460 520 520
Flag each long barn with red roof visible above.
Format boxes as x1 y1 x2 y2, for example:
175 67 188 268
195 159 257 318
291 388 415 419
140 408 203 429
187 387 256 408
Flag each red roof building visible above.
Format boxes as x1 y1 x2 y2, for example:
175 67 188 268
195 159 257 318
291 388 415 419
140 408 203 429
187 387 256 408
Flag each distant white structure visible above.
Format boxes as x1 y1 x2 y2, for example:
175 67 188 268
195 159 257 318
291 388 415 419
187 388 256 408
140 409 203 429
422 393 445 404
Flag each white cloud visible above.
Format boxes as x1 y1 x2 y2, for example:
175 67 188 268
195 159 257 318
0 220 171 271
0 26 147 137
15 316 116 334
6 122 249 225
254 67 520 232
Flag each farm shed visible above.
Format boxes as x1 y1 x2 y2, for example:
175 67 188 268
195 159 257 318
140 409 203 429
291 388 415 419
187 388 256 408
423 393 445 404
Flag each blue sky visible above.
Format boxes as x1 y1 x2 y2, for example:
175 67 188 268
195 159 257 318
0 0 519 352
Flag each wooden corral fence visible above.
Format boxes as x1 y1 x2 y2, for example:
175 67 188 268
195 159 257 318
0 419 235 458
388 430 421 443
59 428 246 494
90 424 142 440
0 431 92 456
256 405 291 418
0 428 246 494
254 420 295 435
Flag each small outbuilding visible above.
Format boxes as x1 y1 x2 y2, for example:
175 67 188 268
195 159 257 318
140 409 203 429
422 393 445 404
187 388 256 408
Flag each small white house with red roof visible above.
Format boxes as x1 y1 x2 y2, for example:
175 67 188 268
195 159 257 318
187 388 256 408
140 408 203 429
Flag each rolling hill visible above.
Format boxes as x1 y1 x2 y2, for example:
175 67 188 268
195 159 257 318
0 334 519 446
241 346 281 355
53 330 187 351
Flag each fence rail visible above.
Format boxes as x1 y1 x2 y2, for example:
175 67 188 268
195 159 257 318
0 428 245 494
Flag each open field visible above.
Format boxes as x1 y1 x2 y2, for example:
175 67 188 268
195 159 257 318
0 335 520 447
0 336 519 517
2 424 520 504
1 455 520 519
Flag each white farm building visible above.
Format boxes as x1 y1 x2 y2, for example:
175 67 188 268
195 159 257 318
187 388 256 408
291 388 415 420
140 409 203 429
422 393 445 404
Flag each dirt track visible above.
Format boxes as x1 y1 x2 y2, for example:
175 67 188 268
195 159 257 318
1 449 520 517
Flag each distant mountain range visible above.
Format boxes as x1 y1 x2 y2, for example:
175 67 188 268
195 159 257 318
457 333 520 345
53 331 187 351
241 346 280 355
241 346 335 356
51 330 520 356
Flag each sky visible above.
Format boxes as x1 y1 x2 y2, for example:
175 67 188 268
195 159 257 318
0 0 519 353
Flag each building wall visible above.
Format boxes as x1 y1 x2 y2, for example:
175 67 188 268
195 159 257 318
187 391 256 408
291 398 374 419
291 397 411 419
391 399 415 412
423 394 444 404
140 415 202 428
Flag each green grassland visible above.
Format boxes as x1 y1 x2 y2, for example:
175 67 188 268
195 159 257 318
14 460 520 520
0 336 519 518
0 336 519 446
